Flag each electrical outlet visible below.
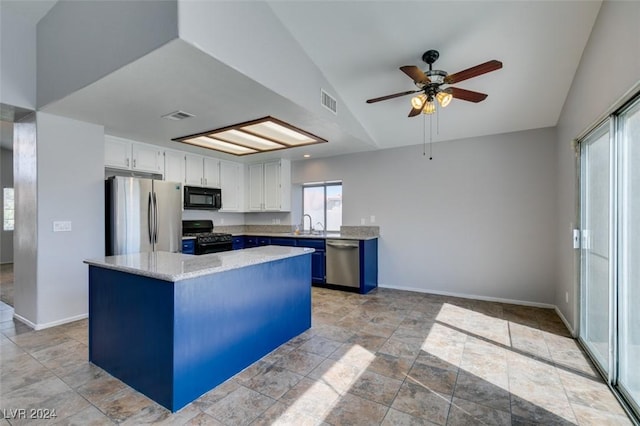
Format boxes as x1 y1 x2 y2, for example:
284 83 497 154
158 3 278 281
220 218 224 225
370 215 375 223
565 291 569 304
53 221 72 232
360 218 365 225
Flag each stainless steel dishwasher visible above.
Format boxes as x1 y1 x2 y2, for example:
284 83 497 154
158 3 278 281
326 239 360 288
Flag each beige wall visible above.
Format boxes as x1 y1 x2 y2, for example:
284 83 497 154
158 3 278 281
294 127 558 306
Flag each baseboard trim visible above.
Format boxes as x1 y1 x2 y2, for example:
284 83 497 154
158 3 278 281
554 306 576 337
377 283 556 309
14 312 88 331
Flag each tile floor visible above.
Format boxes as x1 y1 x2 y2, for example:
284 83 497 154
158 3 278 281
0 287 634 425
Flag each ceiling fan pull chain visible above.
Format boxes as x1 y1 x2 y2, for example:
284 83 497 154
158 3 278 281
430 114 434 160
423 114 426 156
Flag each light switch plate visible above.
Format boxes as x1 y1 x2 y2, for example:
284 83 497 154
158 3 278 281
573 229 581 249
53 221 72 232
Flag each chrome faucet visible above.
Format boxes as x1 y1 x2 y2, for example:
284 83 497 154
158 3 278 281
315 222 324 233
303 214 313 234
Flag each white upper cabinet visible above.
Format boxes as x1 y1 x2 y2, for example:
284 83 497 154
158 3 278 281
105 136 162 174
184 154 220 187
219 160 244 212
184 154 205 186
105 136 132 169
247 163 265 211
131 143 163 173
203 157 220 188
247 159 291 212
164 150 185 184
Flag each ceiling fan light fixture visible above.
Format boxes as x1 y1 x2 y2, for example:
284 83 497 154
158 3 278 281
410 94 427 109
422 101 436 115
436 91 453 108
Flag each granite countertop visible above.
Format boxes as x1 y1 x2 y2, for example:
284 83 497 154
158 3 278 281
84 246 315 282
234 232 378 241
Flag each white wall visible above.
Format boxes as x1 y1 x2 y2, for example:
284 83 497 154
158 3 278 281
13 114 37 322
34 113 104 327
0 6 36 109
37 0 178 108
177 0 374 148
555 1 640 330
1 147 13 263
294 127 558 305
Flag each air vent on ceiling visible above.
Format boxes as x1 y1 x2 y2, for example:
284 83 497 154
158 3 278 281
321 89 337 115
162 110 195 121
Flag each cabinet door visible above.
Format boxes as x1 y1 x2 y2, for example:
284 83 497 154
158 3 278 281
263 161 281 211
185 154 204 186
132 143 162 173
203 157 220 188
220 161 242 211
164 150 185 184
247 163 264 211
105 136 131 169
311 250 325 284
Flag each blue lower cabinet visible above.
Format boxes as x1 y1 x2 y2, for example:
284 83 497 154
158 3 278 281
257 237 271 246
245 237 258 248
311 250 325 284
232 237 245 250
182 239 195 255
296 239 326 284
270 238 296 247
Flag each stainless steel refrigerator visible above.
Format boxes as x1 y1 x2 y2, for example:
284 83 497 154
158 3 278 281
105 176 182 255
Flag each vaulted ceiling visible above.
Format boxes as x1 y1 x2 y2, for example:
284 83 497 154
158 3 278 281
3 1 602 160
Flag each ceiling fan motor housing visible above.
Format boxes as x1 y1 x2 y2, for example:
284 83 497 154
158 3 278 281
422 49 440 65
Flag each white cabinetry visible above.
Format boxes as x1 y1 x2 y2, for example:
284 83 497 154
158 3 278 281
219 160 244 212
164 150 185 184
247 159 290 211
105 136 163 174
203 157 220 188
185 154 220 187
105 136 131 169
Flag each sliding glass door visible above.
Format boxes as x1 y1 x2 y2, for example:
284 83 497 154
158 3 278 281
579 94 640 416
580 122 612 375
618 99 640 412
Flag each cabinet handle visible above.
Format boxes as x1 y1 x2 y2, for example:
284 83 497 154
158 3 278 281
126 158 130 167
204 178 207 186
133 159 136 167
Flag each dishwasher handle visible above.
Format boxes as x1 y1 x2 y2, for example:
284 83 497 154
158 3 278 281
327 240 359 249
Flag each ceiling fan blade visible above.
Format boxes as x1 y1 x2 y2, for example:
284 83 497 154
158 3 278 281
400 66 430 84
448 87 488 103
444 60 502 84
408 106 423 117
366 90 419 104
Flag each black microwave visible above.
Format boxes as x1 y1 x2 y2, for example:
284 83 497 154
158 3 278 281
184 186 222 210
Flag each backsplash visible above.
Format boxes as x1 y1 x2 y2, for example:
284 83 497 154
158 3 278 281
215 224 381 237
340 226 380 237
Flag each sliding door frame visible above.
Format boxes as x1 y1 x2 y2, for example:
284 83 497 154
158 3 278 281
577 92 640 422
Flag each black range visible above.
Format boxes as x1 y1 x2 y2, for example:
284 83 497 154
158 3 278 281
182 220 233 254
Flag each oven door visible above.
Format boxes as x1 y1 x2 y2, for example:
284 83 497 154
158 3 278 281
196 241 233 255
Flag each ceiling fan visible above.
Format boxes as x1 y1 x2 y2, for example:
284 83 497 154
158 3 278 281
366 50 502 117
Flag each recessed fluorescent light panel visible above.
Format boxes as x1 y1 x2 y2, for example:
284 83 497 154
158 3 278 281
173 116 327 156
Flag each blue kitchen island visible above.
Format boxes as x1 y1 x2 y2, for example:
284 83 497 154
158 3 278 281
84 246 313 412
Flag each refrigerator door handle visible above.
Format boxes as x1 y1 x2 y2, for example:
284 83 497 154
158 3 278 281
153 192 159 244
147 192 153 244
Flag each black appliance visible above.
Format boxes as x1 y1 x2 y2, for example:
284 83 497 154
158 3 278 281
182 220 232 254
184 186 222 210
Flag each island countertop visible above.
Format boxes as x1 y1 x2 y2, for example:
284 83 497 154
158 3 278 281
84 246 315 282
